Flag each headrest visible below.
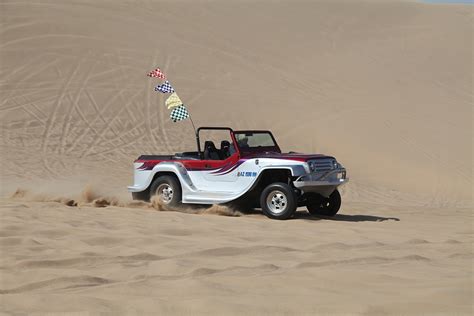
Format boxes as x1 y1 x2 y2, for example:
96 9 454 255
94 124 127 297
204 141 216 149
221 140 230 149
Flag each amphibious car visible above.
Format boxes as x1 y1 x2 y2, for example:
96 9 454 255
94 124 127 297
129 127 348 219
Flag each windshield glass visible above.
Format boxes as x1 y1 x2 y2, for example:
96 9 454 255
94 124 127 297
234 131 279 152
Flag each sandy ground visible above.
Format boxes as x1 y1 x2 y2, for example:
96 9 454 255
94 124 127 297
0 0 472 315
0 198 472 315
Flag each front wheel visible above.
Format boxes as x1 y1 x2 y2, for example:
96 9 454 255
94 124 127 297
149 175 182 207
260 183 297 220
306 189 341 217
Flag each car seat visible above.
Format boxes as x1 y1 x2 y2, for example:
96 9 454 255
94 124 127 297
220 140 231 159
204 141 220 160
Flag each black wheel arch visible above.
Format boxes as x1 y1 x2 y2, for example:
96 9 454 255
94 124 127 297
234 168 296 208
133 171 182 202
249 168 296 192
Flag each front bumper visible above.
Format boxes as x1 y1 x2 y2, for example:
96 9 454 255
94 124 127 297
293 168 348 197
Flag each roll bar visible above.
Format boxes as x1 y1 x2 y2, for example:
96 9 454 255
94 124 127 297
196 127 234 159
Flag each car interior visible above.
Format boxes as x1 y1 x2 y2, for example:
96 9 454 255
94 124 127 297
173 139 234 161
203 140 233 160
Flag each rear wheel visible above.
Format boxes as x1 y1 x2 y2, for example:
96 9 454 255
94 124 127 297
306 189 341 217
149 176 182 207
260 183 297 220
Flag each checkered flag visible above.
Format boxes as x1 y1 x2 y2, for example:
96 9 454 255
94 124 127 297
155 81 175 93
147 68 166 79
170 105 190 122
165 92 183 109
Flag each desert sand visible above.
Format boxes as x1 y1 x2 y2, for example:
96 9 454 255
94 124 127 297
0 0 472 315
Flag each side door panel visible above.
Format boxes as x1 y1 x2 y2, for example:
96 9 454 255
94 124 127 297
182 154 240 191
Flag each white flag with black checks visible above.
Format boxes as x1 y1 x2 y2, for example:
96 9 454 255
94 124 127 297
170 104 190 122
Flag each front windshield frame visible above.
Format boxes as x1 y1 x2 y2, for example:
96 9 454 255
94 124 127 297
233 130 281 153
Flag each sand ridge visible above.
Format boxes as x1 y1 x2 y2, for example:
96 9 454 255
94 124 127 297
0 0 472 207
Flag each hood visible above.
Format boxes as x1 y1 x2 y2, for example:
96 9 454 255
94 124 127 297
241 151 334 161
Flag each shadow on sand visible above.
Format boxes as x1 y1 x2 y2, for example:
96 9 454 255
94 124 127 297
237 209 400 222
294 212 400 222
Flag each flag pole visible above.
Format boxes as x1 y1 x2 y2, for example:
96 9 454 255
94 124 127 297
171 86 196 136
189 113 202 158
189 113 197 136
166 78 197 136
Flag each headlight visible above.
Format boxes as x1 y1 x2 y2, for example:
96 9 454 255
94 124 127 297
308 161 316 172
333 160 338 169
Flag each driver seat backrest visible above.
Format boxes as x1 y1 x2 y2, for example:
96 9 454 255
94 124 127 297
220 140 231 159
204 141 220 160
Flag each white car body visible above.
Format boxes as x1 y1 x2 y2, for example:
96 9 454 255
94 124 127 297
129 129 348 205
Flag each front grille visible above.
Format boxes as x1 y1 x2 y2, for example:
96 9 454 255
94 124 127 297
309 158 335 171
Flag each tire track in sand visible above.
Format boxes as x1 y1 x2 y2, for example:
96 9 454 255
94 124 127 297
79 89 144 158
38 55 88 177
65 88 137 156
58 58 99 155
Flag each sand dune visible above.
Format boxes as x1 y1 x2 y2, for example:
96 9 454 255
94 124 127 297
0 0 472 314
0 197 472 314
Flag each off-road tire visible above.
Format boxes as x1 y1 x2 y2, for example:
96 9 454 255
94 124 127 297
306 189 341 217
260 182 297 220
149 175 182 207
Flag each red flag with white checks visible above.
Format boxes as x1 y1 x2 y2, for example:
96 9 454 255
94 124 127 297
147 68 166 79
